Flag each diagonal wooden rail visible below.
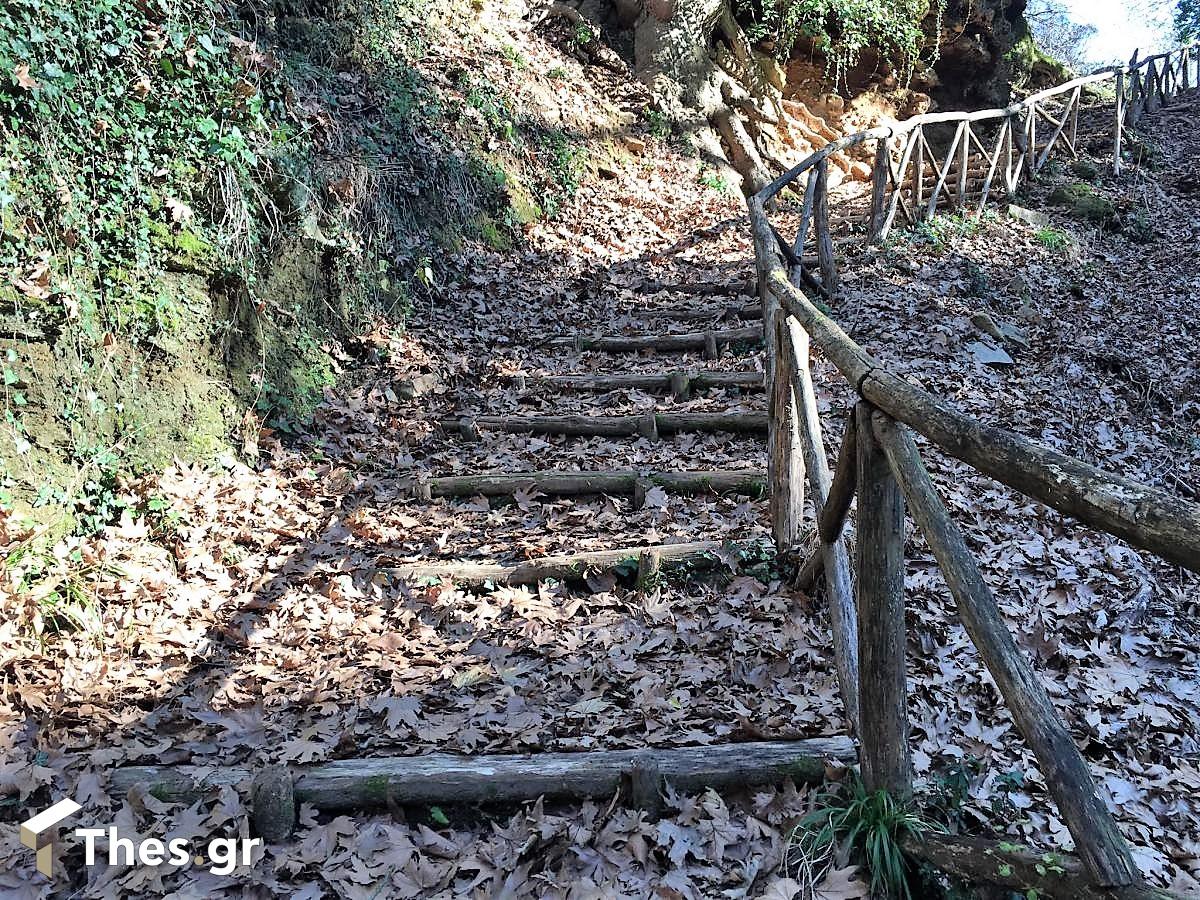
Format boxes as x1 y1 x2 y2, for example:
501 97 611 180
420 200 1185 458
750 42 1199 897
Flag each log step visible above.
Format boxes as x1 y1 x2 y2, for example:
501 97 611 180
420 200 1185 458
109 738 857 813
641 303 762 322
636 279 757 297
404 469 766 500
525 371 763 393
545 325 762 354
440 412 768 439
381 539 754 586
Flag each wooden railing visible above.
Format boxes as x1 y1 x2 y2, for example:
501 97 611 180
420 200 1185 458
758 44 1198 299
750 44 1200 893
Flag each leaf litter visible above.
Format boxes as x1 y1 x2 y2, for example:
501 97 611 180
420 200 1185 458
1 19 1199 900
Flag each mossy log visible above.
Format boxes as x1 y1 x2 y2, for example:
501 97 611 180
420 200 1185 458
110 738 857 815
439 412 768 438
902 833 1185 900
405 469 765 500
381 539 751 586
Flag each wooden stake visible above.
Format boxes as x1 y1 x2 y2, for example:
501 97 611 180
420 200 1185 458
854 402 911 798
636 548 662 594
769 313 804 553
868 137 890 243
251 766 296 843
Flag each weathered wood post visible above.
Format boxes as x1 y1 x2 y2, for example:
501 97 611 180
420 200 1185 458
782 320 859 727
871 413 1139 890
853 402 911 798
868 136 890 243
1025 102 1038 177
750 195 782 390
814 159 837 297
912 126 926 217
769 311 804 554
956 122 970 209
1114 67 1126 176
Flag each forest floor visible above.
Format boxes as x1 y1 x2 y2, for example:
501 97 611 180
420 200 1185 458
2 26 1200 900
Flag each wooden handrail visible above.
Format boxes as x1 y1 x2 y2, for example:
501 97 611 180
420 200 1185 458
754 253 1200 573
750 41 1199 895
757 42 1199 202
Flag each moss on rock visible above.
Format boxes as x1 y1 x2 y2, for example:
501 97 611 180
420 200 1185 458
1047 183 1117 225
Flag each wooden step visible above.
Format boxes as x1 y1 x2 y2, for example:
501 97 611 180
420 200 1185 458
110 737 857 813
439 411 767 439
380 539 755 586
545 325 762 355
524 371 763 394
403 468 766 500
640 302 762 322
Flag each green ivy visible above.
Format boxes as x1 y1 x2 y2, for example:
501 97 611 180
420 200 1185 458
734 0 944 89
0 0 280 339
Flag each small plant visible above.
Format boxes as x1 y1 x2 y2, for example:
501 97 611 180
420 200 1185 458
644 107 671 139
699 170 730 193
1120 208 1154 243
1035 227 1070 251
928 755 981 830
908 213 981 251
547 66 569 79
572 23 596 46
500 44 527 69
790 776 940 899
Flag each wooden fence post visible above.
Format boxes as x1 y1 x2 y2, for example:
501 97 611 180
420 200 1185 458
871 413 1139 889
1114 68 1125 176
751 196 782 390
769 311 804 553
854 402 911 798
956 122 970 209
782 321 860 727
814 159 837 297
868 137 890 243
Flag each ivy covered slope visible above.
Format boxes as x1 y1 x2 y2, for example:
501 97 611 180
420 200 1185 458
0 0 607 530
